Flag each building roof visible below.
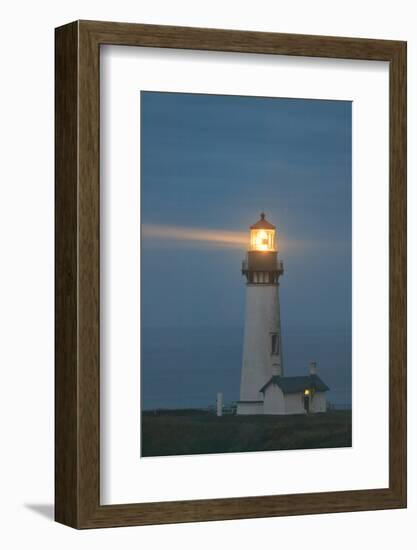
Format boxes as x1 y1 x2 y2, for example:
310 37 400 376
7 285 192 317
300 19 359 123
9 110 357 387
259 374 329 394
250 212 276 230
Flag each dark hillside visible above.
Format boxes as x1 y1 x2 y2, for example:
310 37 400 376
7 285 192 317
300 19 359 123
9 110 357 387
141 410 351 457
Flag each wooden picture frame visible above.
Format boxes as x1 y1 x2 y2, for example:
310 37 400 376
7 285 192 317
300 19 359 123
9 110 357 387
55 20 406 529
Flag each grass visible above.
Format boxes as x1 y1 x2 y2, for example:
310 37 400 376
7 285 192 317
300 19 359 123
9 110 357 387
141 409 352 457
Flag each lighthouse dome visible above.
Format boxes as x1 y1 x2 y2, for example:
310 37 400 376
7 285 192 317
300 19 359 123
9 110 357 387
250 212 276 230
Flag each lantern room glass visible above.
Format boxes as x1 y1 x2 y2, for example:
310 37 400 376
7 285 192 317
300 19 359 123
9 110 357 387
250 228 276 251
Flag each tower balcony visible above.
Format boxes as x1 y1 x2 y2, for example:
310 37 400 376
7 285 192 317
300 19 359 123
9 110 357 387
242 259 284 275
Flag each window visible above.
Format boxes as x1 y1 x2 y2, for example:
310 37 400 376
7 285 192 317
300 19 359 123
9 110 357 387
271 333 279 355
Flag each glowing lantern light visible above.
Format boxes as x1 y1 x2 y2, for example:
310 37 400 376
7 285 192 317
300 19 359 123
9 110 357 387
304 389 310 396
249 212 276 251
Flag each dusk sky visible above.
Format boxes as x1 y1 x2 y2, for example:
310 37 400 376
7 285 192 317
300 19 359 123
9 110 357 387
140 91 352 409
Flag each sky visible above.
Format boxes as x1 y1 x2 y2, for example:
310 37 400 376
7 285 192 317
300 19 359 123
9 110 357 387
140 91 352 409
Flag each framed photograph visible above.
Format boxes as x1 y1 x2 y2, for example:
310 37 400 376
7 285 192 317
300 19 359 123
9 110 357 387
55 20 406 528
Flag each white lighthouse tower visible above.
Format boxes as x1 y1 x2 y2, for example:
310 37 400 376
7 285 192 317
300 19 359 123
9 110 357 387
236 213 284 415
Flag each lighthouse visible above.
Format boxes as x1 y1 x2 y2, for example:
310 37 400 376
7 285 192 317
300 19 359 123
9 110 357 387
236 213 284 415
235 213 330 415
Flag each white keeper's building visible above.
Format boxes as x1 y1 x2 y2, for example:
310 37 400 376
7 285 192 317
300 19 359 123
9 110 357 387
236 213 329 416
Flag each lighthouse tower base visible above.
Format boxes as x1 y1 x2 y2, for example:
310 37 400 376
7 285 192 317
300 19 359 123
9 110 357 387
237 284 282 415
